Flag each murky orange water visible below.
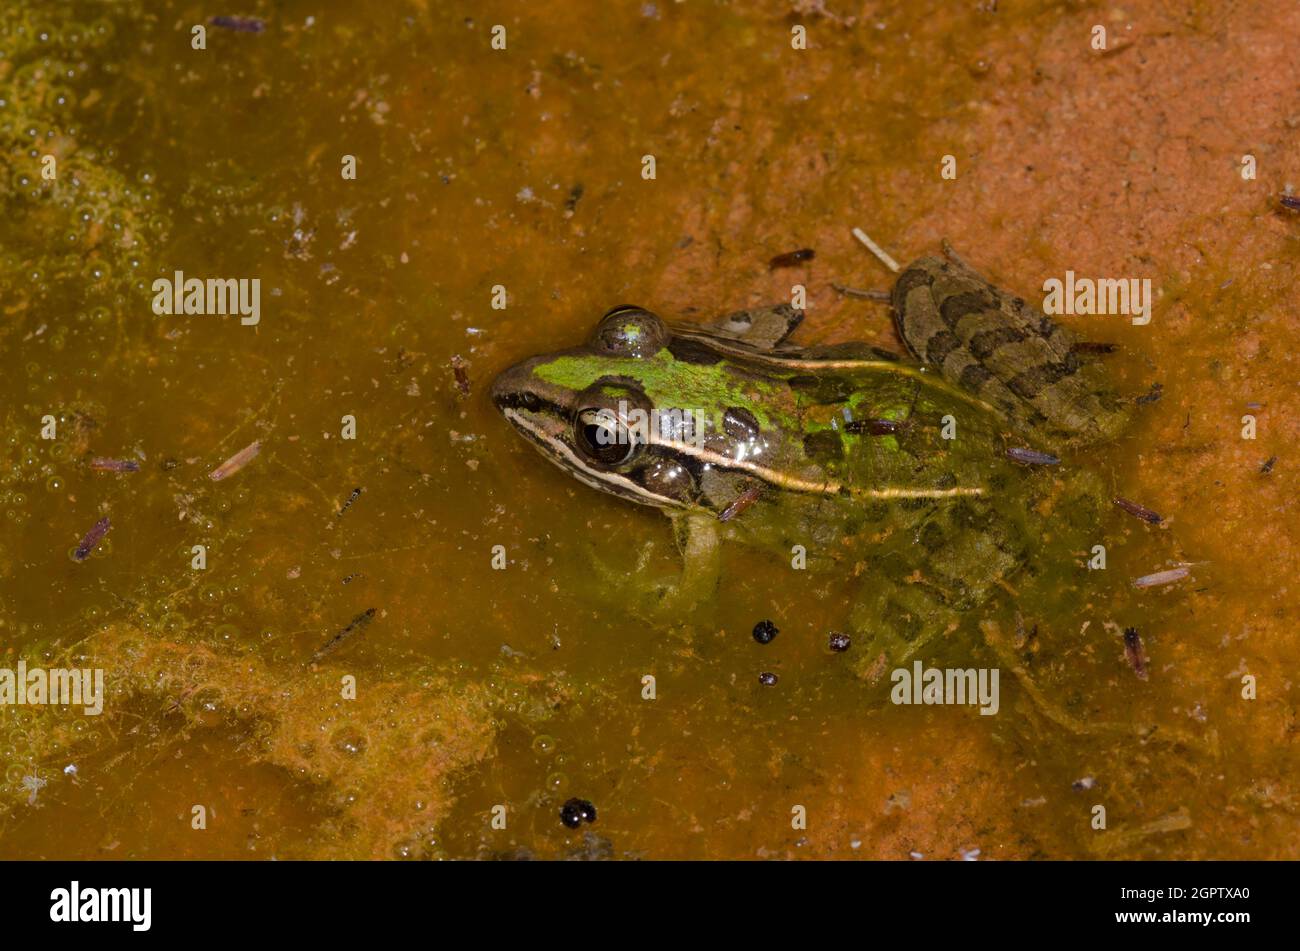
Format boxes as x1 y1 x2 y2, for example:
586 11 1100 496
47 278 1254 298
0 0 1296 859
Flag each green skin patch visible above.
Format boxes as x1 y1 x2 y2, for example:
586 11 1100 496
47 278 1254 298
533 350 784 429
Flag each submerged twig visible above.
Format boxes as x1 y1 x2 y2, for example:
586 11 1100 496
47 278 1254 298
851 227 900 273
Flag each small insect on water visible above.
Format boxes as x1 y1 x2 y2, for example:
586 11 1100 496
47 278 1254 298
768 248 815 270
73 516 111 562
1122 627 1149 680
337 486 363 518
1113 496 1163 524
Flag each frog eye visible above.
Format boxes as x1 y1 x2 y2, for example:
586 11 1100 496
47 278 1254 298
590 306 668 358
575 407 640 466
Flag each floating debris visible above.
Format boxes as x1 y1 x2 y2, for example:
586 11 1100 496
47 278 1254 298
1071 341 1118 355
1136 382 1164 405
1072 776 1096 792
337 486 363 518
758 671 779 686
1113 496 1163 524
209 15 265 32
560 797 597 829
1260 456 1277 474
768 248 815 270
209 440 261 481
1280 194 1300 211
90 457 140 472
828 631 851 652
450 354 471 397
20 774 47 806
719 484 763 522
1006 447 1060 466
830 282 890 301
851 226 900 273
1122 627 1148 680
311 607 377 662
752 619 779 644
1132 566 1190 589
563 182 584 216
73 516 111 562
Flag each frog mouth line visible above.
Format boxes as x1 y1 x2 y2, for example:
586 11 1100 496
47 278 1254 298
503 407 985 509
500 407 695 510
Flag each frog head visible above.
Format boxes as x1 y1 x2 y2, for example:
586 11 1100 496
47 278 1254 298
491 306 793 514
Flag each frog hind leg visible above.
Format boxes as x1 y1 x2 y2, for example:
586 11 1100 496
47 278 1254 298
891 251 1130 449
851 498 1026 680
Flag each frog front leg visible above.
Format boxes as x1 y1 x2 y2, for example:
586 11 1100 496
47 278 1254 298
654 511 722 611
584 511 721 618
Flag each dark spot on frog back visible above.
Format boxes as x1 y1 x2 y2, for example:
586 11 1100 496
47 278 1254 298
723 406 760 440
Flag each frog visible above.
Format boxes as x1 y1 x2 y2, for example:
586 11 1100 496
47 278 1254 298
490 244 1134 680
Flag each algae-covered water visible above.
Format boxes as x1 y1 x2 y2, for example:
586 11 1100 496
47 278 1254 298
0 0 1296 859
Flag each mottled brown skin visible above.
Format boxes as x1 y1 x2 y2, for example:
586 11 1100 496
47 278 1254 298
891 252 1130 451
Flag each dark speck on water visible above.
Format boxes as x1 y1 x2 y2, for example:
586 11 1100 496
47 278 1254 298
768 248 815 270
311 607 377 662
1260 456 1277 474
337 487 363 518
759 671 779 686
1122 627 1149 680
73 516 111 562
752 619 778 644
560 797 597 829
1136 382 1164 405
209 15 265 33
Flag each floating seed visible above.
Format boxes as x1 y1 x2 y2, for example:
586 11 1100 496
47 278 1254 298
1132 566 1189 589
752 619 778 644
759 671 779 686
209 440 261 481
